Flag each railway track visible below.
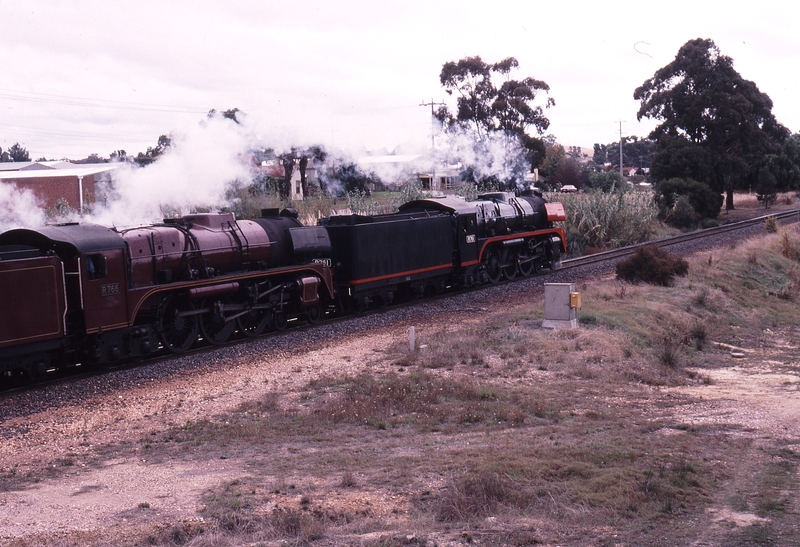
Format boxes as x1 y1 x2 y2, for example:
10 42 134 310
561 208 800 270
3 208 798 396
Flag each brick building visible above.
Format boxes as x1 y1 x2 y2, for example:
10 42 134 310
0 161 122 211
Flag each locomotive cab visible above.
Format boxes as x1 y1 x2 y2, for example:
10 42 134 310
0 224 130 335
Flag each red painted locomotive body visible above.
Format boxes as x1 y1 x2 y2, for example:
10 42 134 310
0 209 333 380
0 191 566 383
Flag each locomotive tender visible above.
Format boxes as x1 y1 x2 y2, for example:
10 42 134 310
0 190 565 382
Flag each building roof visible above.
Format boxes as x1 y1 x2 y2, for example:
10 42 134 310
0 162 123 180
357 154 426 165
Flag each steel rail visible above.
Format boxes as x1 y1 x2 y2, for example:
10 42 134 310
4 208 799 394
560 208 800 270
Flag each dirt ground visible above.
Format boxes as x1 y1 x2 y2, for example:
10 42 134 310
1 197 799 546
1 297 798 546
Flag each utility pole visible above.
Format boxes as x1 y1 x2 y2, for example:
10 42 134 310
420 98 446 190
617 120 626 177
420 98 446 150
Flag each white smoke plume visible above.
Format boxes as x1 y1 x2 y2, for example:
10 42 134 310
91 115 255 227
437 127 530 189
0 183 47 232
0 112 535 234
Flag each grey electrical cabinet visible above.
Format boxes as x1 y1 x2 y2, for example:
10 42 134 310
542 283 580 329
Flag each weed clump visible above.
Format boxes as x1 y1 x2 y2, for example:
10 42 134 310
436 470 515 521
764 215 780 233
616 245 689 286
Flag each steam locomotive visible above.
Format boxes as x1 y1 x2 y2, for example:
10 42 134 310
0 190 565 383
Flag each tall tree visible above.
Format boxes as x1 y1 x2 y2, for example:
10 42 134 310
634 38 788 210
435 56 554 176
437 56 553 138
134 135 172 167
5 142 30 162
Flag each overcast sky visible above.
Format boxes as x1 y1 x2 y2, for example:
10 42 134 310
1 0 798 161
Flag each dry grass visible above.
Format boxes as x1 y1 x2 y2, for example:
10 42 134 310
7 225 800 546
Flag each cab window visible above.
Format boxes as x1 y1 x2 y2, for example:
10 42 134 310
86 254 106 280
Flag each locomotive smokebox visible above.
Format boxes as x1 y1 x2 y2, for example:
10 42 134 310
542 283 580 329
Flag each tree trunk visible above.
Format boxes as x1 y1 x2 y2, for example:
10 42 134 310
281 158 294 202
725 174 735 211
299 157 308 199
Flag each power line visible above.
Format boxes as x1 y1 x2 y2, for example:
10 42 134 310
0 88 209 114
419 98 445 150
0 122 155 143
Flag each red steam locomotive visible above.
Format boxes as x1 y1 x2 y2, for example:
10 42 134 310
0 190 565 383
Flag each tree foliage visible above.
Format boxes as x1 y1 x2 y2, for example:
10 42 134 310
320 163 378 197
547 157 583 189
756 134 800 192
1 142 31 162
756 166 778 208
649 136 714 184
539 144 565 179
73 153 107 164
436 56 553 139
435 56 554 175
207 108 242 124
655 177 723 221
635 38 789 210
585 170 625 192
593 136 655 171
134 135 172 167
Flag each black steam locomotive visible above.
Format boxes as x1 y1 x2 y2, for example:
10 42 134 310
0 190 565 382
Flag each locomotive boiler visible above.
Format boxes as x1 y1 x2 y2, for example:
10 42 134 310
0 208 333 381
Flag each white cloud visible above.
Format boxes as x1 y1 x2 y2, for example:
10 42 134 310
0 0 798 162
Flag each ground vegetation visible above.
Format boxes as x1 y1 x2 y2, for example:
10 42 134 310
2 222 800 546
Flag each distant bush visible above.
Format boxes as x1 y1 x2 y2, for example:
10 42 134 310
669 195 698 229
656 178 723 221
585 170 626 192
616 245 689 286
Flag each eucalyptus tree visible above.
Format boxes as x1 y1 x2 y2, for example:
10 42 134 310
635 38 789 210
435 56 554 177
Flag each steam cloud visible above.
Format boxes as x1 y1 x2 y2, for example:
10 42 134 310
437 128 531 189
0 183 47 232
0 114 534 232
91 116 255 227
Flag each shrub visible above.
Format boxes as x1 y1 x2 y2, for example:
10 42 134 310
616 245 689 286
764 216 779 233
668 195 698 229
585 170 626 192
436 470 515 521
655 178 723 220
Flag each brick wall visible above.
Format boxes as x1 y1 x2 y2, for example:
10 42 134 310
2 175 96 211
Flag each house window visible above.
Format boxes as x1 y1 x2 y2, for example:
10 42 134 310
86 254 106 280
